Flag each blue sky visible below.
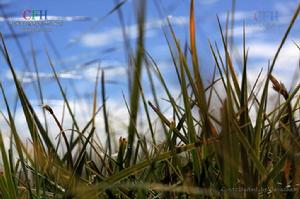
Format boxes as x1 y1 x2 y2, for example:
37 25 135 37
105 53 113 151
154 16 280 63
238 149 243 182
0 0 299 139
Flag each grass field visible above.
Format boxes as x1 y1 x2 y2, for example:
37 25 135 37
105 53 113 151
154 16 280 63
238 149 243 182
0 0 300 198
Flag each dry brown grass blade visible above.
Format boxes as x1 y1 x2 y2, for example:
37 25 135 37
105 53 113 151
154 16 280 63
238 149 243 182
189 0 217 138
42 104 74 169
269 74 289 99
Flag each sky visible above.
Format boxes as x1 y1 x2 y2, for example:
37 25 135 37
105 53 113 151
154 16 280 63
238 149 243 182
0 0 299 143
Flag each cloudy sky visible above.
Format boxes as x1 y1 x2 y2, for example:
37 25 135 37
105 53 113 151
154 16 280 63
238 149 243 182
0 0 299 142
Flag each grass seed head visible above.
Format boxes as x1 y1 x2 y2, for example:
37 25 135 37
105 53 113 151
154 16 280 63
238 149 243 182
41 104 54 115
269 74 289 99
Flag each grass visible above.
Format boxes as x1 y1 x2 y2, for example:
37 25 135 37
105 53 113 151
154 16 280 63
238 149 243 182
0 0 300 198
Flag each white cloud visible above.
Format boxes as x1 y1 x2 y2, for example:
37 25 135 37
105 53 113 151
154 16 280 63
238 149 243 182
208 38 300 124
0 83 182 150
80 16 189 48
5 59 129 83
274 2 296 16
47 16 94 22
238 39 299 119
242 39 300 77
5 70 81 83
81 30 125 48
72 59 128 80
0 16 94 22
219 11 255 22
0 98 130 148
200 0 220 5
83 65 127 80
230 24 265 37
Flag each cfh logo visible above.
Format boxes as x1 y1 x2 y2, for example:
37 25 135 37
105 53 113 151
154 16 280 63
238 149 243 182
22 9 48 20
253 10 279 22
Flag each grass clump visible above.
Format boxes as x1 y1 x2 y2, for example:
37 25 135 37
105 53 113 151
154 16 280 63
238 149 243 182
0 1 300 198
